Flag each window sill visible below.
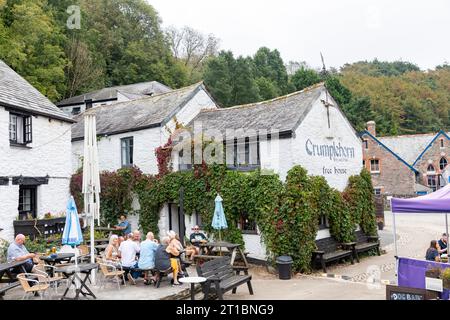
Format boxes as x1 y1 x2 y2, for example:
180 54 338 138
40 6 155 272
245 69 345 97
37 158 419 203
227 166 260 172
370 171 380 174
10 142 31 149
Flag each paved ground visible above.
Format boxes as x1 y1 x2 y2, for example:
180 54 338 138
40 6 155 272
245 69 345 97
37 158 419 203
3 211 446 300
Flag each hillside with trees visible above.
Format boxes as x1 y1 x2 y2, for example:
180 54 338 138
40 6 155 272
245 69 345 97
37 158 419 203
0 0 449 136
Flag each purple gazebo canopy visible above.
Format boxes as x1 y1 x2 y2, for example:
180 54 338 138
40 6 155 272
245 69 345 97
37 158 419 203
391 184 450 213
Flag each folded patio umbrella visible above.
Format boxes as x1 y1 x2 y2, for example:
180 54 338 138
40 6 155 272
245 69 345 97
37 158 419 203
62 196 83 267
211 194 228 249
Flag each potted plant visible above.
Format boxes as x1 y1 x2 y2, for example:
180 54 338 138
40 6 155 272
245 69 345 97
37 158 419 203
440 268 450 289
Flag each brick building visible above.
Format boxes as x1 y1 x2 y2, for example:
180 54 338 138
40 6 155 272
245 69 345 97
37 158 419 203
361 121 450 196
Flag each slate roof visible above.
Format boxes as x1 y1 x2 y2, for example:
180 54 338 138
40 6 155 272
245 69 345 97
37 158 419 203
0 60 73 122
71 82 206 141
57 81 172 106
378 133 437 164
189 83 326 136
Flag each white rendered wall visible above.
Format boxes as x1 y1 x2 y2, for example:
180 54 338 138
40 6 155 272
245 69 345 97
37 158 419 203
72 126 162 174
0 106 72 241
292 91 363 191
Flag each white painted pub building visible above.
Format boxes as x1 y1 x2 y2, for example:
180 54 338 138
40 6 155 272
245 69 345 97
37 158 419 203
70 82 362 261
0 60 74 241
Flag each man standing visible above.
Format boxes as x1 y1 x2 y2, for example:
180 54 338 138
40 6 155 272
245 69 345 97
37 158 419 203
119 233 140 284
115 214 131 236
7 234 35 272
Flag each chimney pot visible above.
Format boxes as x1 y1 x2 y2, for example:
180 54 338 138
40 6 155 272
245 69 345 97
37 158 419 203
367 121 376 136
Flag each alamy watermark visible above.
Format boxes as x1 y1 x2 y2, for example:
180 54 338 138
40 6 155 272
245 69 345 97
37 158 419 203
66 5 81 30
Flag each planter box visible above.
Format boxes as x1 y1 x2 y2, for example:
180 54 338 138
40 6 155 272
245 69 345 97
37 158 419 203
13 217 66 239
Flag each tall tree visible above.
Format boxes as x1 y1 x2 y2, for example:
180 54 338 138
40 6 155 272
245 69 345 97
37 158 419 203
0 0 67 101
253 47 289 97
166 25 219 83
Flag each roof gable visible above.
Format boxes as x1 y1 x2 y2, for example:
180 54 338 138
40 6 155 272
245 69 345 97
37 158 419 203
57 81 172 106
0 60 73 122
188 83 326 136
412 130 450 166
71 82 206 140
361 130 419 173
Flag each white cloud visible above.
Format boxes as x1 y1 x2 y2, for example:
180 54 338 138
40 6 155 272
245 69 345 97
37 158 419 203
148 0 450 70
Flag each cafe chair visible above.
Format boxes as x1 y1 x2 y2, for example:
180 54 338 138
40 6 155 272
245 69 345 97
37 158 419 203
96 258 126 290
78 245 91 263
33 264 67 297
17 273 50 300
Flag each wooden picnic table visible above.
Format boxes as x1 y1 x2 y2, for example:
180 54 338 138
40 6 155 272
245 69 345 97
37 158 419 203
86 238 109 245
197 241 249 273
0 260 28 299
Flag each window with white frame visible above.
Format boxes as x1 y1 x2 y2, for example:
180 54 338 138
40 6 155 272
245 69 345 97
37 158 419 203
374 188 382 195
370 159 380 173
9 113 32 145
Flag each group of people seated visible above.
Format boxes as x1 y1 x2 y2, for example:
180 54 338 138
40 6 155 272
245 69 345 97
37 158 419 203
426 233 448 262
102 224 208 286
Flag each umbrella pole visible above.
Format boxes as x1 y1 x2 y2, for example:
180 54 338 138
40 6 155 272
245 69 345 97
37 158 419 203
446 213 449 256
391 198 399 278
89 203 97 284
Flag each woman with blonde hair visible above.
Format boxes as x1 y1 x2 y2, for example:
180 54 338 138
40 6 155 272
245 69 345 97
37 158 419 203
104 234 121 265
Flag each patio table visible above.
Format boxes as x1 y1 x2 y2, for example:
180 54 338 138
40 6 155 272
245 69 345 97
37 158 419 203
54 263 98 300
39 253 75 276
95 244 108 254
179 276 206 300
199 241 249 272
0 260 27 300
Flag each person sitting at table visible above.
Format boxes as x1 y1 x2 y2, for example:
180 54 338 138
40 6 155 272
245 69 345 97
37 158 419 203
438 233 448 255
7 234 36 273
119 233 141 285
168 231 187 276
154 236 180 286
426 240 441 262
138 232 159 285
132 230 141 246
114 214 131 236
105 234 121 266
189 225 208 256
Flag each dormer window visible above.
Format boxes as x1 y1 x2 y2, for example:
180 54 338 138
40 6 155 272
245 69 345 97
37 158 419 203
9 113 32 145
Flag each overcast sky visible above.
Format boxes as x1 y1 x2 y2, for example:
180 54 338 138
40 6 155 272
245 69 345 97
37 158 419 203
148 0 450 71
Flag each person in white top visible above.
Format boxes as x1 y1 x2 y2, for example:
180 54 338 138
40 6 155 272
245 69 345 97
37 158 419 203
119 233 141 284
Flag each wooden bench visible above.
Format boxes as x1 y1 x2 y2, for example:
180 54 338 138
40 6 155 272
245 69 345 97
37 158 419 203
347 230 381 262
312 237 354 273
0 282 20 300
197 256 253 300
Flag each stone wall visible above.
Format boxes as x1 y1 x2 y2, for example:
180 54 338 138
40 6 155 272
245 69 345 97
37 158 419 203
362 132 417 196
414 134 450 187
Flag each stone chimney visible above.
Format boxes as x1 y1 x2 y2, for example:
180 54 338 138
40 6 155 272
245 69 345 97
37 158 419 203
367 121 376 137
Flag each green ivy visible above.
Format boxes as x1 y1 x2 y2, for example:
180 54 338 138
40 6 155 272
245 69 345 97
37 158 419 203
343 168 378 235
70 164 378 272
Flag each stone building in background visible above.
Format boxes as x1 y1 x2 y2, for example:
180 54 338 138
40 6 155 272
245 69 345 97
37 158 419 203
360 121 450 197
